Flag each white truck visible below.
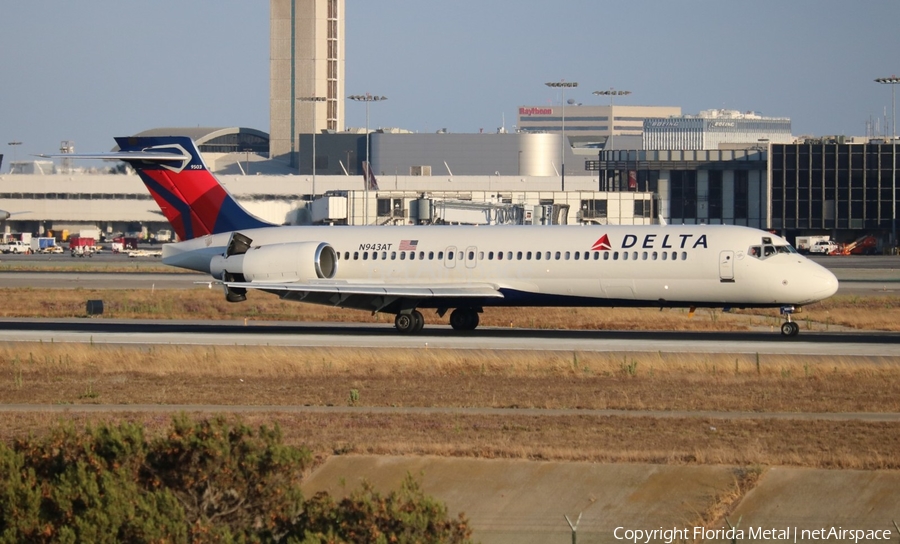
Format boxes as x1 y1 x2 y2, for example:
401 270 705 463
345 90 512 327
795 235 831 253
0 240 31 254
809 239 839 255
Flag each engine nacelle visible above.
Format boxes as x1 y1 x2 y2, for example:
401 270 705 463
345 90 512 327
210 241 337 282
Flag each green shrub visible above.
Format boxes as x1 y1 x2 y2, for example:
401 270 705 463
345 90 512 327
0 417 472 544
0 421 187 543
295 474 472 544
140 414 309 541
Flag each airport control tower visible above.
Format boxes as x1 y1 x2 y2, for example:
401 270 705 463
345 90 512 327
270 0 345 166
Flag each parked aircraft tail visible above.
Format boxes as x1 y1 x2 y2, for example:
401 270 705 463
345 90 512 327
110 136 274 240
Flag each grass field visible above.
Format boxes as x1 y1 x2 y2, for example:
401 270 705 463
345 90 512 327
1 343 899 470
0 287 898 471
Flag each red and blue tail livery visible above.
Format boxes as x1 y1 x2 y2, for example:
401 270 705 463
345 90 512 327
56 136 274 240
113 137 273 240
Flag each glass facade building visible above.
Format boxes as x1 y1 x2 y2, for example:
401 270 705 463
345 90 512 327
770 142 898 236
589 148 768 228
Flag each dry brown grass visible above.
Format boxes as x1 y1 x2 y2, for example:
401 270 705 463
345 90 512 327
3 344 900 413
2 287 899 331
2 342 899 470
3 343 900 413
0 261 183 274
1 411 898 470
1 287 899 471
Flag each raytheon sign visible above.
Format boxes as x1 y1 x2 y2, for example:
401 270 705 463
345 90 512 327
519 107 553 116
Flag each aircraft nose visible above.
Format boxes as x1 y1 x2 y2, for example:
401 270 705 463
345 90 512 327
811 269 839 300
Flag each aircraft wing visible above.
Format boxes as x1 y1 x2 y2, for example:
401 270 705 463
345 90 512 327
221 280 503 299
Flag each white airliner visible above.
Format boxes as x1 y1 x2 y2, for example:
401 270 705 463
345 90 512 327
60 136 839 336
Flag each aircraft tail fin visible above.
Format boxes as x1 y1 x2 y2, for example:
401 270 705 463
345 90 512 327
64 136 274 240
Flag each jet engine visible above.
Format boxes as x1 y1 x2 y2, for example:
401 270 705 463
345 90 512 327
210 237 337 301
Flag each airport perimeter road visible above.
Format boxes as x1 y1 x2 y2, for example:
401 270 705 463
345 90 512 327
0 271 207 289
1 403 898 421
1 318 898 356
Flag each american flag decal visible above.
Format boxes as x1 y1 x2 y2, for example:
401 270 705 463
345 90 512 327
399 239 418 251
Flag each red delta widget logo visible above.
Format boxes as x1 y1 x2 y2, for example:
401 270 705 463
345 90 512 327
591 233 709 251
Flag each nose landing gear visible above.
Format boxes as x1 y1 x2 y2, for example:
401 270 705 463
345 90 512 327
780 306 800 337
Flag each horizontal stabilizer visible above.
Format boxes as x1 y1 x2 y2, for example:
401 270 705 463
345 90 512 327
39 150 191 162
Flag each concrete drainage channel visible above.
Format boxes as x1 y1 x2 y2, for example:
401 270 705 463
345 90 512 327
302 456 900 543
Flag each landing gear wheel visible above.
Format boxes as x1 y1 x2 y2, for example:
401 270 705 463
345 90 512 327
449 308 480 331
395 310 425 334
410 310 425 334
780 321 800 337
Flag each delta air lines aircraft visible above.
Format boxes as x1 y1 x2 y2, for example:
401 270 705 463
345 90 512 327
63 136 839 336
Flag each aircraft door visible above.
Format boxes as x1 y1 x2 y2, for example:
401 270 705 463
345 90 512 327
465 246 477 269
444 246 457 269
719 250 735 282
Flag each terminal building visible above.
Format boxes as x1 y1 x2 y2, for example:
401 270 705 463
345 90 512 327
770 140 898 240
3 127 898 251
516 104 681 148
643 109 793 150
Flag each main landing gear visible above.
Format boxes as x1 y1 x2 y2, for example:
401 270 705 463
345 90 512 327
780 306 800 337
393 307 482 334
394 310 425 334
448 308 479 331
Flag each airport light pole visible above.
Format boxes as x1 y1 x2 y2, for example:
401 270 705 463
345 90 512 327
6 141 22 173
297 96 327 198
545 80 578 191
593 89 631 191
348 93 387 224
876 76 899 248
592 88 631 153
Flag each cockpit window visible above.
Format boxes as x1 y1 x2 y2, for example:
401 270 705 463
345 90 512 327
749 244 796 259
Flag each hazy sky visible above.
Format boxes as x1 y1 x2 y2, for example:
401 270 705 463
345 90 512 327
2 1 898 163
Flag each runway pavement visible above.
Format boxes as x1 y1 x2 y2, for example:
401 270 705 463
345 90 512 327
0 317 898 355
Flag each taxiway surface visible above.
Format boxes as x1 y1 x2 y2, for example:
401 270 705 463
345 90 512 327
0 317 898 356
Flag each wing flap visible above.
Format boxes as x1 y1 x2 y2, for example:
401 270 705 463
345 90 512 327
220 280 503 299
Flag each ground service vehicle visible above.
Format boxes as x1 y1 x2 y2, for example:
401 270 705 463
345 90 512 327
794 235 830 253
809 240 839 255
69 236 96 258
30 237 58 253
0 240 31 254
832 235 878 256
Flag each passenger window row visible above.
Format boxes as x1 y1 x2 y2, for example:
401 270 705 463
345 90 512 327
336 249 690 262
